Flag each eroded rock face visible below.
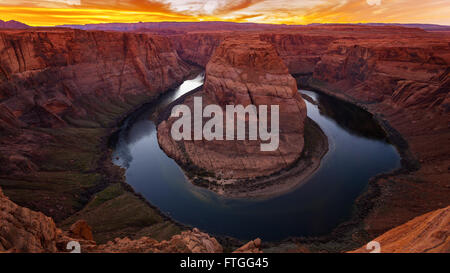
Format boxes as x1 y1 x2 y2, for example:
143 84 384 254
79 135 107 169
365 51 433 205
0 186 234 253
0 28 192 221
158 37 306 181
95 228 223 253
0 29 191 130
350 206 450 253
233 238 263 253
168 26 449 243
309 35 450 238
0 187 58 252
69 220 94 241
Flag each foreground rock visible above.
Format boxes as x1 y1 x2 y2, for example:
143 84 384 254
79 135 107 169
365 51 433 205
158 37 307 187
0 186 254 253
350 206 450 253
95 228 223 253
0 187 58 252
233 238 263 253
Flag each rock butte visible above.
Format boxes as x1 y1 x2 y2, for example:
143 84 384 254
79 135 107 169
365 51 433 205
157 37 307 181
0 24 449 252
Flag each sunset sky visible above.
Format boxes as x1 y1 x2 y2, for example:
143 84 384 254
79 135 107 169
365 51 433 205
1 0 449 26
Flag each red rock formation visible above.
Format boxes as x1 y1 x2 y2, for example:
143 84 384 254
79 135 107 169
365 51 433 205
168 25 449 244
259 33 335 75
170 32 230 67
233 238 263 253
350 206 450 253
0 29 190 129
95 228 223 253
158 37 307 183
0 24 448 252
0 187 59 252
309 35 450 238
69 220 94 241
0 28 192 221
0 186 247 253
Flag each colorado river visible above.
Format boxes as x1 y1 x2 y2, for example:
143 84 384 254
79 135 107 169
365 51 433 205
112 74 401 241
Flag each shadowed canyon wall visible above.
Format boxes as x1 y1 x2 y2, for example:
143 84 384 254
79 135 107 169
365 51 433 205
168 25 450 240
0 28 193 242
0 25 448 251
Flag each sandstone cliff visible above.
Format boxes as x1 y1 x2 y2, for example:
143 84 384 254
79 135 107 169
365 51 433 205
169 26 449 242
0 25 448 252
350 206 450 253
0 29 190 130
158 37 307 188
0 187 59 252
309 35 450 239
0 29 193 241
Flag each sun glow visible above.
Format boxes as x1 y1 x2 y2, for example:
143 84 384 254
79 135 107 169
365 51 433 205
1 0 449 26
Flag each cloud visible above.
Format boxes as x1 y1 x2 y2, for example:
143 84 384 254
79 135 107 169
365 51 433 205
1 0 449 26
366 0 381 6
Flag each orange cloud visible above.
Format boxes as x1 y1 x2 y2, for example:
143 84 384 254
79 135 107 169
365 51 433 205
0 0 449 26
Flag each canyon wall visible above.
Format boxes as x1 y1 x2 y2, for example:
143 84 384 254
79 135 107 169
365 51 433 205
0 25 448 252
0 29 190 131
310 35 450 239
169 26 449 243
0 29 193 241
171 31 335 74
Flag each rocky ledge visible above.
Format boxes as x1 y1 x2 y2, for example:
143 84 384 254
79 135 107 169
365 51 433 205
0 187 261 253
350 206 449 253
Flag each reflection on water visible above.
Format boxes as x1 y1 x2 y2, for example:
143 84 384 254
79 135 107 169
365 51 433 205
316 94 386 140
113 73 204 168
112 77 401 241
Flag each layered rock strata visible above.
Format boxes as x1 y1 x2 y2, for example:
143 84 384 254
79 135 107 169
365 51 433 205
0 29 192 240
169 26 449 242
350 206 450 253
158 37 307 185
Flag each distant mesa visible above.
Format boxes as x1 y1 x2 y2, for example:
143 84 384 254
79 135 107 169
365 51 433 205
0 20 30 29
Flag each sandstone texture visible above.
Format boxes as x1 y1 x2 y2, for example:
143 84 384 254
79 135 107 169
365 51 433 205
0 28 192 240
309 34 450 239
0 186 255 253
69 219 94 241
0 187 59 252
158 37 307 181
0 29 190 131
168 25 449 245
0 24 448 252
350 206 450 253
233 238 263 253
95 228 223 253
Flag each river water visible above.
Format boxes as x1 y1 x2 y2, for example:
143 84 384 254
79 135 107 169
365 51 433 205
112 74 400 241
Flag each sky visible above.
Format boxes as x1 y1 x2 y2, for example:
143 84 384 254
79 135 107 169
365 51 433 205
1 0 449 26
